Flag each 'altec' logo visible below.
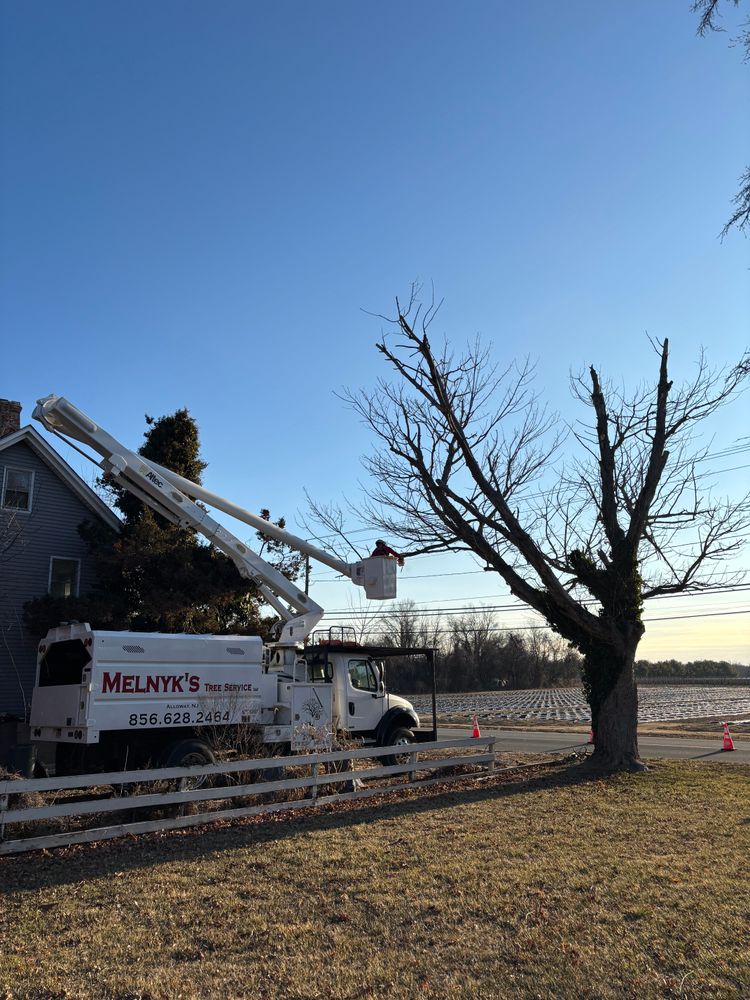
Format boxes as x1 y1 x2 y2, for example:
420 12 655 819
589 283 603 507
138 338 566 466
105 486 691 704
102 672 200 694
139 464 165 489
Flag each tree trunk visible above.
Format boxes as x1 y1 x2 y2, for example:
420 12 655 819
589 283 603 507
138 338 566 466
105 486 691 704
586 645 646 772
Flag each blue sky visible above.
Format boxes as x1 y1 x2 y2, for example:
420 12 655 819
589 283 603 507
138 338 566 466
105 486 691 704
2 1 748 660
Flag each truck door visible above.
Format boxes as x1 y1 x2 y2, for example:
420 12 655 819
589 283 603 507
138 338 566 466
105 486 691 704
345 657 385 735
30 637 91 732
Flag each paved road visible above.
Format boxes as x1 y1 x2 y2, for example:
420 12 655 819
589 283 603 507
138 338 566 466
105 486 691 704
437 726 750 765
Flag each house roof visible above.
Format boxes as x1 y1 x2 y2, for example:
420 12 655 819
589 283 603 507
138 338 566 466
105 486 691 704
0 425 121 532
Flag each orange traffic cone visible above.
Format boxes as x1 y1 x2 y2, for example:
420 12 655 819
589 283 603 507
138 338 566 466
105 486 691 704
722 722 735 752
471 713 481 739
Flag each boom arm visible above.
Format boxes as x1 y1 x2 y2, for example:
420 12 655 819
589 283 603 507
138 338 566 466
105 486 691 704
33 395 397 646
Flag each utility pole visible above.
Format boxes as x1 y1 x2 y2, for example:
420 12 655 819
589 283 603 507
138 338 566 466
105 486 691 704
304 554 310 595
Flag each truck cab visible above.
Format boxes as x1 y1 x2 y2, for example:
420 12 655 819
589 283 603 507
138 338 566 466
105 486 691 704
303 631 435 751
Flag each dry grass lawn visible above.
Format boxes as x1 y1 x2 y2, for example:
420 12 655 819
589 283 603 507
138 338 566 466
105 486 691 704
1 758 749 1000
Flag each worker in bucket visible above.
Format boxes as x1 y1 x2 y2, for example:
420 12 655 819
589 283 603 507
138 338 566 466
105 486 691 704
371 538 405 567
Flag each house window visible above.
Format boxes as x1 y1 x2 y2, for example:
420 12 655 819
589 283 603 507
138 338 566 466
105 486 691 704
1 467 33 512
49 557 80 599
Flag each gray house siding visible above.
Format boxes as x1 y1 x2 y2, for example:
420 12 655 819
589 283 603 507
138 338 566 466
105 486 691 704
0 440 104 717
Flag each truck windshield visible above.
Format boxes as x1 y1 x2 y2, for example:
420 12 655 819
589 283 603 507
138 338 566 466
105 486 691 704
38 639 91 687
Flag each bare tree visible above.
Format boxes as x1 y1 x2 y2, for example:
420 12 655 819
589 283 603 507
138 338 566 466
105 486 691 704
692 0 750 236
525 629 582 688
375 598 445 651
446 610 503 690
373 598 445 693
340 290 749 771
0 509 28 567
333 596 386 645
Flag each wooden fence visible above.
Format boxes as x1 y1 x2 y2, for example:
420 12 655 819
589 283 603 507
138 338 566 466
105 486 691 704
0 737 496 856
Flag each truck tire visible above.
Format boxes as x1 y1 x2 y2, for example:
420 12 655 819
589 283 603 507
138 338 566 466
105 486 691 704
382 726 415 767
160 739 216 789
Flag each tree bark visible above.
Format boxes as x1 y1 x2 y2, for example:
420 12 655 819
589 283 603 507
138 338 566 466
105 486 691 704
586 646 646 772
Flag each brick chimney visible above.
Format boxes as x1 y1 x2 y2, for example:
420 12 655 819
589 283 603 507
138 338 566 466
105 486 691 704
0 399 22 439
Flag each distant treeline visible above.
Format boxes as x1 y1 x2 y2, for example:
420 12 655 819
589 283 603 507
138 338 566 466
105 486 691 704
384 631 582 694
635 659 746 679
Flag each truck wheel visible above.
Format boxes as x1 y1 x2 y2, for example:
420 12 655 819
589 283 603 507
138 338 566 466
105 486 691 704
382 726 415 766
259 762 286 783
160 739 216 789
257 742 290 783
33 759 49 779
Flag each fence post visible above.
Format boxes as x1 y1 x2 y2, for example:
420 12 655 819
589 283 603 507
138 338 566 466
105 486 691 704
488 739 496 774
409 750 417 784
177 776 188 818
0 793 8 840
311 762 318 803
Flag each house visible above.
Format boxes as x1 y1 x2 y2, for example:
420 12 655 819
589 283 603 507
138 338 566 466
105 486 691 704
0 397 120 738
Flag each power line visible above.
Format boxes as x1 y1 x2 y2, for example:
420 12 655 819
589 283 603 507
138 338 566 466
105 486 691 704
321 599 750 625
312 568 488 583
302 524 750 579
339 607 750 638
643 608 750 622
306 514 750 561
706 462 750 475
321 590 750 623
312 562 750 585
308 527 750 580
317 583 750 618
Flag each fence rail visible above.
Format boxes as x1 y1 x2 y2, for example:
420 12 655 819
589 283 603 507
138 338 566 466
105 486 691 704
0 737 496 856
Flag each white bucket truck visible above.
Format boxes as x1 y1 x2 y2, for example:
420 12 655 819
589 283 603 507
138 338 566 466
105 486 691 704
28 395 434 776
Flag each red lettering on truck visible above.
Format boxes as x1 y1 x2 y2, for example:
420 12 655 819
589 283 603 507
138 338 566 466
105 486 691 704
101 672 200 694
102 671 121 693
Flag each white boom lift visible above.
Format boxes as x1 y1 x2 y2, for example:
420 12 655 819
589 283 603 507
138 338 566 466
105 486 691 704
29 395 431 776
33 395 396 650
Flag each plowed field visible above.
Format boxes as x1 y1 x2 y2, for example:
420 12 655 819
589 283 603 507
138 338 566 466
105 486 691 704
410 684 750 723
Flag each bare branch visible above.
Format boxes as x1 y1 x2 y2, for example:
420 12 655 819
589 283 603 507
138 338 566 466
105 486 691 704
720 166 750 238
298 491 367 563
588 364 626 550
